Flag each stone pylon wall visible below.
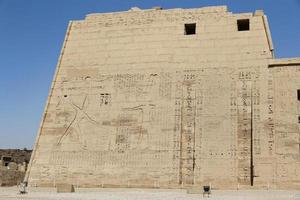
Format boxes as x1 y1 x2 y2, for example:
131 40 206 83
25 6 300 189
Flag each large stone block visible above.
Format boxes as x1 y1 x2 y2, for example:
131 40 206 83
56 184 75 193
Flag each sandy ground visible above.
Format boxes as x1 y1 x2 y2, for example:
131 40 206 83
0 187 299 200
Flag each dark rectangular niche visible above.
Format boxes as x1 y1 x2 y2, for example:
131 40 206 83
185 23 196 35
237 19 250 31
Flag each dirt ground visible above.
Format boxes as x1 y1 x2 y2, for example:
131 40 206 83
0 187 299 200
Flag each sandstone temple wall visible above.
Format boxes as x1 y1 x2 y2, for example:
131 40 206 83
25 6 300 189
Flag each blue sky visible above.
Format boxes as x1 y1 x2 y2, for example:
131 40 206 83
0 0 299 149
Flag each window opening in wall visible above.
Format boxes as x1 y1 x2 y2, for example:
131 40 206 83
2 156 11 167
298 116 300 123
185 23 196 35
297 89 300 101
2 156 11 162
237 19 250 31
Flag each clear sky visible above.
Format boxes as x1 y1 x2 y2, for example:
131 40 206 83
0 0 300 149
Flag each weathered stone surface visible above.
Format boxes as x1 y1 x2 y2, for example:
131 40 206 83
56 184 75 193
0 169 25 186
25 6 300 189
0 149 31 186
0 149 32 164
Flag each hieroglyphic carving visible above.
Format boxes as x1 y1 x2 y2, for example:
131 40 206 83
252 80 261 155
230 72 238 178
237 72 252 185
179 72 196 185
114 108 146 152
267 73 275 155
100 93 111 106
173 75 182 182
113 73 157 101
236 69 261 185
115 127 130 153
159 72 172 100
193 73 203 184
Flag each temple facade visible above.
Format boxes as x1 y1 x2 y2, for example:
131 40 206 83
26 6 300 189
